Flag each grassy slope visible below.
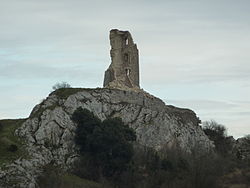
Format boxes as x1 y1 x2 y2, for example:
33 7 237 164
30 88 99 118
0 119 101 187
61 173 101 188
38 164 102 188
0 119 27 167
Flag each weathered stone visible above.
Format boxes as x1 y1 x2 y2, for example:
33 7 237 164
233 136 250 160
104 29 140 89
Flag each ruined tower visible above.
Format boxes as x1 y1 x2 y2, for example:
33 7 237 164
103 29 140 89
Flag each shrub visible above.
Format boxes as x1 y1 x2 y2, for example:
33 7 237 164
72 108 101 153
202 120 233 156
7 144 18 152
52 82 71 91
161 159 174 171
86 117 136 177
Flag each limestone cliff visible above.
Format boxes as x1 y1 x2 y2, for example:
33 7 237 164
0 88 213 187
233 136 250 160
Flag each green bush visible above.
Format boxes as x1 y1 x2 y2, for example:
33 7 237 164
7 144 18 152
72 108 136 179
72 108 101 153
0 119 27 166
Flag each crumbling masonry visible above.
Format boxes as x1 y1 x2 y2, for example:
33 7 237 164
103 29 140 89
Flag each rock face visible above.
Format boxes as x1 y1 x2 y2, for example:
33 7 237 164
234 136 250 160
104 29 140 89
0 88 213 187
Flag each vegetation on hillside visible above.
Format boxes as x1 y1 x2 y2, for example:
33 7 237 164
202 120 234 156
29 113 250 187
52 81 71 91
72 107 136 179
202 120 250 188
37 163 101 188
0 119 27 167
50 88 89 99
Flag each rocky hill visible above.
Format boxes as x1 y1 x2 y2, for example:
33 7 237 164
234 136 250 160
0 88 213 187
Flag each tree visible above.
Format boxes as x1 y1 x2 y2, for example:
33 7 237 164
72 108 136 178
86 117 136 177
72 107 101 153
52 81 71 91
203 120 227 137
202 120 233 156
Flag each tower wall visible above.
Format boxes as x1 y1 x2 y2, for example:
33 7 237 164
103 29 140 89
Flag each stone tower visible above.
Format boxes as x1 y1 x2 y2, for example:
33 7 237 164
103 29 140 89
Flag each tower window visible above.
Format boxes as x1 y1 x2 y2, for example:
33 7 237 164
125 38 128 45
125 68 131 76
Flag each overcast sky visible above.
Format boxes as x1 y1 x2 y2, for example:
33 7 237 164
0 0 249 138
